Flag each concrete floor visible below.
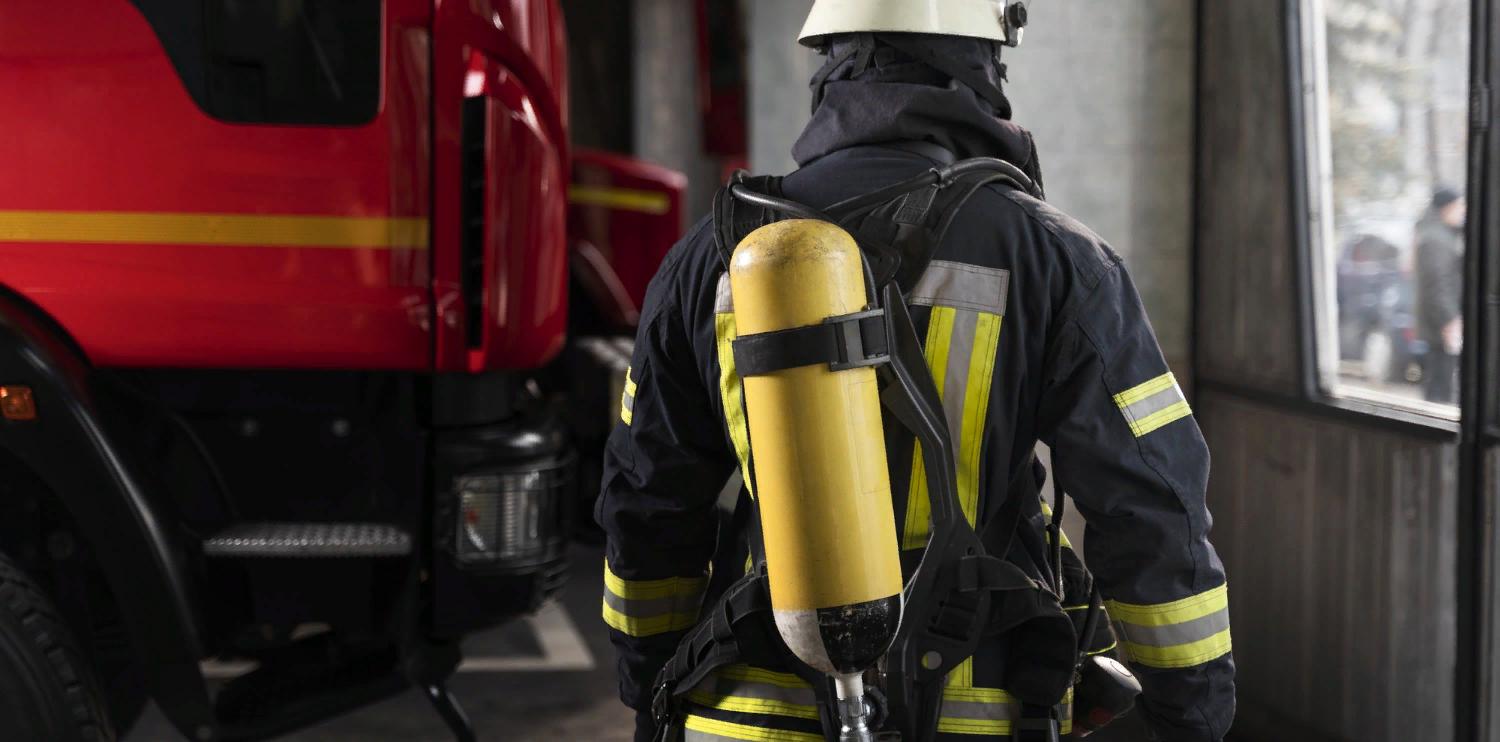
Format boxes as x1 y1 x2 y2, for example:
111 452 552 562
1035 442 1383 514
125 545 1152 741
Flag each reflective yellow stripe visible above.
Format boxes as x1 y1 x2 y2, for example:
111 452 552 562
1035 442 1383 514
958 312 1000 527
0 210 429 249
902 306 1000 547
1112 372 1177 408
935 686 1073 736
602 559 707 637
600 599 699 636
685 692 818 721
947 657 974 691
716 665 809 689
1131 400 1192 436
902 306 955 549
716 312 755 498
1108 585 1232 669
1112 372 1192 437
604 561 706 601
567 185 672 215
686 664 819 721
1039 500 1075 549
621 367 636 425
1119 629 1232 669
683 715 822 742
1106 584 1228 627
937 683 1013 737
1086 639 1119 656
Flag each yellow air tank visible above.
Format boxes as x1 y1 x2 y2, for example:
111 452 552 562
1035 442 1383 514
730 220 902 738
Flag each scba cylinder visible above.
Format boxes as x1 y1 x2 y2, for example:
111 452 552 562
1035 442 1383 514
730 219 903 677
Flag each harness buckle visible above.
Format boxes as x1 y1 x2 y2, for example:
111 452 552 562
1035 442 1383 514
650 678 674 726
827 309 890 371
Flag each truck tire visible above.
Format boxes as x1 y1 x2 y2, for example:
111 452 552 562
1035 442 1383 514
0 554 114 741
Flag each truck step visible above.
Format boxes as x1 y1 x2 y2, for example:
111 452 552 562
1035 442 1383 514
203 522 412 558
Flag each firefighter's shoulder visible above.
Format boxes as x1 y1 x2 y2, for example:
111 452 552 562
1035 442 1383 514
969 182 1122 292
639 214 719 323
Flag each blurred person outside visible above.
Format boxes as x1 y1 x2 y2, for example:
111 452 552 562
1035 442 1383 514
1414 187 1465 403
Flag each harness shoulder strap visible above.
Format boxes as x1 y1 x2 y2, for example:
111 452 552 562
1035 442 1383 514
829 158 1038 291
713 173 786 271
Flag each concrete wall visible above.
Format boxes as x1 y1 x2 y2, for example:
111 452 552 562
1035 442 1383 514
746 1 1197 368
746 0 819 177
1006 2 1196 369
633 0 723 221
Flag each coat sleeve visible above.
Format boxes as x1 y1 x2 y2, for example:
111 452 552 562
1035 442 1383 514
1416 229 1463 326
1036 262 1235 742
595 286 737 712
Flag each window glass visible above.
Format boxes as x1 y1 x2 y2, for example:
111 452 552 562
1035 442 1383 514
1301 0 1470 417
130 0 382 125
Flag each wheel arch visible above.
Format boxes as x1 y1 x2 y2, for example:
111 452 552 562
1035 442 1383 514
0 286 214 737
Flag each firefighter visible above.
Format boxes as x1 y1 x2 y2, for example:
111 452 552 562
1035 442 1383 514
598 3 1235 740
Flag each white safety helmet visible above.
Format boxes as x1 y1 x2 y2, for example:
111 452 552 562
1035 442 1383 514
799 0 1029 48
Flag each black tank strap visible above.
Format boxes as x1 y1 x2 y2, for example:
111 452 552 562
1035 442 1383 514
732 309 889 377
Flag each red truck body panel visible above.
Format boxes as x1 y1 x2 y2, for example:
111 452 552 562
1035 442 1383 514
0 0 575 372
570 150 688 314
431 0 571 372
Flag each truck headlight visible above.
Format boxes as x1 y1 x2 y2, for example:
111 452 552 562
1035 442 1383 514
455 464 569 566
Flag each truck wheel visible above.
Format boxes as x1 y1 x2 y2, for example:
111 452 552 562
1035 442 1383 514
0 554 114 741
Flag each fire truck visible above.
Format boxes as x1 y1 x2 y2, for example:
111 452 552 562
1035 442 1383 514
0 2 683 740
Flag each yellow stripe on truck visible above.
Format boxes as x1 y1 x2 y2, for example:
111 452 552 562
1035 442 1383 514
0 210 429 250
568 185 672 215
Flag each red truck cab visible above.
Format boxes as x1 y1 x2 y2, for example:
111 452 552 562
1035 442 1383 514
0 2 681 740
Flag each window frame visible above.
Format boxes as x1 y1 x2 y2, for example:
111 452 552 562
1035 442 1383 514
1287 0 1470 432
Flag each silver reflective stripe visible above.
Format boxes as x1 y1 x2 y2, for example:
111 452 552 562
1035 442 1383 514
1112 372 1192 437
910 260 1010 314
621 368 637 425
715 272 734 314
683 715 823 742
941 697 1017 722
940 309 977 447
602 589 696 619
1116 605 1231 648
695 673 818 708
1119 382 1186 426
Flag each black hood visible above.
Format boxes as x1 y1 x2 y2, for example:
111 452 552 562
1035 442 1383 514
791 34 1043 189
